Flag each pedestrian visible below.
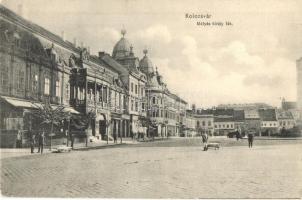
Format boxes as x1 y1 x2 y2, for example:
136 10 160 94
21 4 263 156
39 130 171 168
30 132 36 154
113 132 117 143
37 132 45 154
201 132 208 151
248 131 254 148
236 130 240 141
16 130 22 148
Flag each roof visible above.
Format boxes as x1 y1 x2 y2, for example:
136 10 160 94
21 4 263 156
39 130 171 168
0 5 80 53
276 110 294 120
139 50 154 75
213 109 234 116
196 109 214 115
244 109 260 119
258 109 277 121
214 116 234 122
234 110 245 121
112 35 131 59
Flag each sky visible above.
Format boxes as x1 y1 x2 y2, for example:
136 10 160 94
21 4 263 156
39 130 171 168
2 0 302 108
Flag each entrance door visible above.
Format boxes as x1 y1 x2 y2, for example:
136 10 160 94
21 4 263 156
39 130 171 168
99 120 106 138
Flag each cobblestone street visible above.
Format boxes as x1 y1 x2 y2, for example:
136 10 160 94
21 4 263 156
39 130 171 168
1 139 302 198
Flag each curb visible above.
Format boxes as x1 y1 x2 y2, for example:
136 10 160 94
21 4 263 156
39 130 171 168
72 143 128 151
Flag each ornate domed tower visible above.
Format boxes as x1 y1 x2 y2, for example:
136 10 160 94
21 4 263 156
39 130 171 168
139 49 155 75
112 29 131 59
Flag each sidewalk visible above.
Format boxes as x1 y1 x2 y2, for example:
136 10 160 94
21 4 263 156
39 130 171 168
0 138 140 159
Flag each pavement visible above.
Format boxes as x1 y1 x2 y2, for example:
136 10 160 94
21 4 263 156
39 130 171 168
1 138 302 198
0 137 167 159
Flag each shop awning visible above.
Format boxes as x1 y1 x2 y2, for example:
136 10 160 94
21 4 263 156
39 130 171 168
63 107 80 114
1 96 80 114
1 96 37 108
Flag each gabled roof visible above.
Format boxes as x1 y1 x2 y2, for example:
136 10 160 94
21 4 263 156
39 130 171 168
234 110 245 121
258 109 277 121
244 109 260 119
276 110 294 120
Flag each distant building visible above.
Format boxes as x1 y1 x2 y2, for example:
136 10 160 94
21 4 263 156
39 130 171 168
213 109 235 136
217 103 273 110
258 109 278 136
276 109 295 130
281 98 297 110
233 110 246 134
195 109 214 136
297 57 302 109
244 109 261 135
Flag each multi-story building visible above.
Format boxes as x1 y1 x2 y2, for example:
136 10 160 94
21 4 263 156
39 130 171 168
195 109 214 136
108 30 148 137
234 110 245 134
213 109 235 136
258 109 278 136
183 110 196 137
276 109 295 130
139 49 187 137
0 5 128 147
244 109 261 135
0 5 80 147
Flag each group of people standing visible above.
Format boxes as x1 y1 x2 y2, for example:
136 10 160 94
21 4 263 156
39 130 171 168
30 132 45 154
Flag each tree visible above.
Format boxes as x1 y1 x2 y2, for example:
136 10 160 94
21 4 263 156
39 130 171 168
31 100 70 150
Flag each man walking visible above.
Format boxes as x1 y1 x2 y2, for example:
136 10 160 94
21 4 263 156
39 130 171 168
248 131 254 148
37 132 45 154
201 132 208 151
16 130 22 148
30 132 36 154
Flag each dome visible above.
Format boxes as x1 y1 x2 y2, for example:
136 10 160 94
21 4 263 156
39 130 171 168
139 49 154 75
112 29 131 59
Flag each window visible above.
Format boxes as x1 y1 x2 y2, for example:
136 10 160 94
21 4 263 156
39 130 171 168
202 121 206 126
226 124 229 128
131 99 134 111
161 110 163 117
103 86 107 103
214 125 217 128
33 74 38 92
142 103 145 111
135 101 138 112
135 85 138 94
230 124 233 128
55 81 60 97
208 121 211 126
65 84 70 100
44 78 50 95
16 69 24 91
0 66 9 92
131 83 134 92
152 97 156 104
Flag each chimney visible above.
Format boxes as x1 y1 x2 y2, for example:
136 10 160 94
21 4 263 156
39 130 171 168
17 4 23 17
73 38 77 47
98 51 105 58
61 31 65 41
